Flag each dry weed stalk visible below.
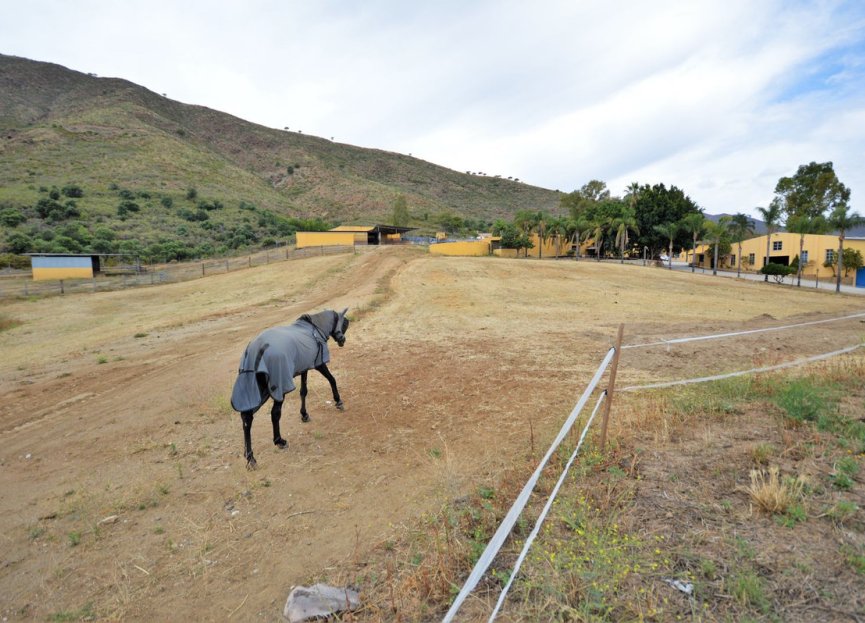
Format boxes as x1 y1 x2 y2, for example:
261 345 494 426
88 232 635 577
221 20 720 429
745 466 805 514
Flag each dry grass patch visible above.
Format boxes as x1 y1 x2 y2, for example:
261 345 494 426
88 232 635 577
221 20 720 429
745 466 807 514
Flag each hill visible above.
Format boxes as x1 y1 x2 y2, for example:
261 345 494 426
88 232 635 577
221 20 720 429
0 54 561 260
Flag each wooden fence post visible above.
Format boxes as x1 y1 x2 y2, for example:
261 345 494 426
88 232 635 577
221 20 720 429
599 323 624 450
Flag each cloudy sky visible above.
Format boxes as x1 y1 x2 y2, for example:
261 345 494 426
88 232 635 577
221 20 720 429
3 0 864 218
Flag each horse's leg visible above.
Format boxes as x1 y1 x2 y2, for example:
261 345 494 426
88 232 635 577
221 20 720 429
316 364 344 410
271 400 287 448
241 410 257 469
299 371 310 422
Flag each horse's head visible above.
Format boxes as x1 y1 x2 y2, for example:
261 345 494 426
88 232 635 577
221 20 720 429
331 308 350 347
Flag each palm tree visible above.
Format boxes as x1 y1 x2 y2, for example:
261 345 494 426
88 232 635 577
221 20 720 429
534 213 548 260
827 205 865 292
613 208 639 263
547 216 568 259
680 213 706 272
786 213 828 287
588 217 610 262
756 199 784 282
729 213 754 278
653 222 678 269
566 216 590 261
703 217 731 276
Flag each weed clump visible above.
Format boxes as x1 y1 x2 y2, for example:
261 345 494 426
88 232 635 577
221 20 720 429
746 466 806 515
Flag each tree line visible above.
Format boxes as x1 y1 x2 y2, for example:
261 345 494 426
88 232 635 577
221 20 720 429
488 161 862 293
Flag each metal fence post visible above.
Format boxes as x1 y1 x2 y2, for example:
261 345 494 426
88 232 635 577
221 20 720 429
599 323 624 449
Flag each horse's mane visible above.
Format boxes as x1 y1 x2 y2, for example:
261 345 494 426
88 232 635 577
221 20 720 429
297 310 335 337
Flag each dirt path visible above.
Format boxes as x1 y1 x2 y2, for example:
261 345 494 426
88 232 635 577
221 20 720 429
1 250 863 621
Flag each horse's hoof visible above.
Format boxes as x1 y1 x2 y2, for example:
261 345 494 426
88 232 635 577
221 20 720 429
246 457 258 470
274 437 287 449
336 401 345 411
301 413 310 423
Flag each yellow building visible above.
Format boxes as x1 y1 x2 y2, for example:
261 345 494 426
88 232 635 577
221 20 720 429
295 225 414 248
684 233 865 283
29 254 100 280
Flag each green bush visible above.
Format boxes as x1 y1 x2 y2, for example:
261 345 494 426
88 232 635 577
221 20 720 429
61 184 84 198
760 263 795 283
0 207 26 227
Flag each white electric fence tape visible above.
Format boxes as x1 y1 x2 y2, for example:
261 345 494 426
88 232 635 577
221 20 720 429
620 343 864 392
622 310 865 350
487 392 608 622
441 346 617 623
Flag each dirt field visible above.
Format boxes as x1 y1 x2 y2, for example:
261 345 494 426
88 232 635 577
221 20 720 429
1 247 863 621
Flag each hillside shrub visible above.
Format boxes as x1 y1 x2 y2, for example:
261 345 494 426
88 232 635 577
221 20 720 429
117 201 140 218
61 184 84 198
186 187 197 201
0 253 30 269
160 196 173 209
0 207 26 227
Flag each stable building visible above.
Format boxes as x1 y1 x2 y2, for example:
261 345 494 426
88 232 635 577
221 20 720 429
295 225 415 249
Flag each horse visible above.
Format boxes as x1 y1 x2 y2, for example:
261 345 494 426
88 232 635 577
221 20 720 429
230 308 350 469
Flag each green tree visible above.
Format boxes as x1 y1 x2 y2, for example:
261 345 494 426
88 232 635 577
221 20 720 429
786 213 827 286
729 213 754 278
392 194 409 227
680 212 706 272
560 180 610 220
566 215 591 260
827 204 864 292
612 207 639 263
756 199 784 282
586 216 610 261
703 217 731 276
546 216 569 259
4 232 33 254
775 161 849 287
653 222 678 269
632 183 701 255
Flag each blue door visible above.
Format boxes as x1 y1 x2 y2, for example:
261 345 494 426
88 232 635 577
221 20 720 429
856 267 865 288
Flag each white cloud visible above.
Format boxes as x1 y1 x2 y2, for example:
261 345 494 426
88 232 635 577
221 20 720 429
2 0 864 217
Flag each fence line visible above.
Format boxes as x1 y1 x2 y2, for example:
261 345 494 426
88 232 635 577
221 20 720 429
0 245 354 300
622 310 865 350
487 391 608 622
620 343 864 392
442 346 617 623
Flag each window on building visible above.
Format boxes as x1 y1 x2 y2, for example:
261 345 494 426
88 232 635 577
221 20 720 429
772 240 783 251
826 249 835 264
801 250 809 264
748 253 755 265
731 255 737 266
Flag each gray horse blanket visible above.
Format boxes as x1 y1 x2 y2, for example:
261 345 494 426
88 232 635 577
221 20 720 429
231 313 333 412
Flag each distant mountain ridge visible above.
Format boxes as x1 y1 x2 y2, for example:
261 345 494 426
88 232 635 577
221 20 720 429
0 54 561 257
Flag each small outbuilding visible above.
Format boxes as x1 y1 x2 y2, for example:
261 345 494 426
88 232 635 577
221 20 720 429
295 225 415 249
28 253 102 281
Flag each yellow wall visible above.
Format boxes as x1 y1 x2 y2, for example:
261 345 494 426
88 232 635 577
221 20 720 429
32 267 93 280
295 231 362 248
682 233 865 281
524 233 570 258
429 240 492 256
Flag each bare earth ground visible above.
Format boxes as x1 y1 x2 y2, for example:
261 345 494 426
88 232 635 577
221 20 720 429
1 248 864 621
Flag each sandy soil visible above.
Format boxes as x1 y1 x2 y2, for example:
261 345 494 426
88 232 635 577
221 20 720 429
1 248 863 621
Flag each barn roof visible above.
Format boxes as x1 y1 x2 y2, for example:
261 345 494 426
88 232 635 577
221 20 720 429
329 224 415 235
